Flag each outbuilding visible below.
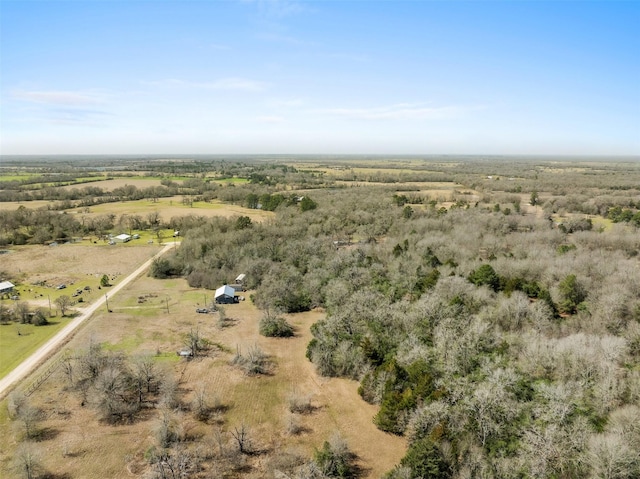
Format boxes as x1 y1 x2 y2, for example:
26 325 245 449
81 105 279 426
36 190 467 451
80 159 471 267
0 281 15 294
115 233 132 243
235 273 246 284
215 285 237 304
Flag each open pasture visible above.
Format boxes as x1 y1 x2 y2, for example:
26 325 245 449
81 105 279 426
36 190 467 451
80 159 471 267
0 274 406 478
0 318 74 379
0 243 163 379
69 196 273 223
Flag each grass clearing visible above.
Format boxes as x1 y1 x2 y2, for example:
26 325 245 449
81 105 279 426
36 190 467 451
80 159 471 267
68 196 273 223
0 174 35 181
0 318 73 379
0 272 406 478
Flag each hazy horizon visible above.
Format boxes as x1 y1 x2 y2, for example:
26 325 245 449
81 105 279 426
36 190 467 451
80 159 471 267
1 1 639 156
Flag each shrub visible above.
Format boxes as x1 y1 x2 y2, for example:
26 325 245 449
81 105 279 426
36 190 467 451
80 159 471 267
259 314 294 337
287 390 314 414
232 345 270 375
468 264 501 292
314 434 356 478
395 437 450 479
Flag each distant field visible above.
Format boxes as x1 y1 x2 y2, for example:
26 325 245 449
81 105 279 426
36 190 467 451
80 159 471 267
61 177 162 191
0 196 273 222
70 196 273 223
0 174 35 181
0 200 54 211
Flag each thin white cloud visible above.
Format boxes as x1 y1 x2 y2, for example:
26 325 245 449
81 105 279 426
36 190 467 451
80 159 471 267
11 90 103 106
316 103 478 121
267 98 304 108
46 108 112 126
144 77 266 92
256 115 285 123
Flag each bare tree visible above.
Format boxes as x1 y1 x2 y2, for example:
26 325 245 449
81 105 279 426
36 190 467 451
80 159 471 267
12 443 43 479
185 328 204 358
230 423 252 454
8 393 41 440
132 354 157 403
54 294 73 316
191 385 210 422
14 302 30 324
61 356 74 385
159 370 180 409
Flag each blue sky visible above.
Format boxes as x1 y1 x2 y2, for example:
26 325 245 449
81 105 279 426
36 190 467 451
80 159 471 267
1 0 639 155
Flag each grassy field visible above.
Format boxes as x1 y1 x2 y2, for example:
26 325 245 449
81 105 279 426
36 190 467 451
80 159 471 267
0 174 36 181
0 243 163 380
0 273 406 478
0 318 73 378
69 196 273 223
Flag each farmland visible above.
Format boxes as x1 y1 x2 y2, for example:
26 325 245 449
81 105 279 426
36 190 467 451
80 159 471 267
0 156 639 479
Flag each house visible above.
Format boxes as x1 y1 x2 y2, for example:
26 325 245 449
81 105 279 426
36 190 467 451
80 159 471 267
0 281 15 294
115 233 132 243
215 285 237 304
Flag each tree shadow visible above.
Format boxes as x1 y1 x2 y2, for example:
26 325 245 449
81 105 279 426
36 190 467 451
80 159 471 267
33 427 60 442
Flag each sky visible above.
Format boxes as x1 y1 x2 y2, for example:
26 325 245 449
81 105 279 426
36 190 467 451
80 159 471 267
1 0 639 156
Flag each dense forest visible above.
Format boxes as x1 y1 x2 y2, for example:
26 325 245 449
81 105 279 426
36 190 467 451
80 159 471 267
2 157 640 478
144 159 640 478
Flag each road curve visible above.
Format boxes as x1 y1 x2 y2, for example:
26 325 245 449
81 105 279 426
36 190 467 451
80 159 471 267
0 242 175 399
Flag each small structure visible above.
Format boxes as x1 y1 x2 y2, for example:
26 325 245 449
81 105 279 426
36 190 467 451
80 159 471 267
235 273 246 284
0 281 15 294
177 349 193 358
215 285 237 304
115 233 132 243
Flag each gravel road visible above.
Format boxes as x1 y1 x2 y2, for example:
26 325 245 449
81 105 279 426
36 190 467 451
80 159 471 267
0 242 175 399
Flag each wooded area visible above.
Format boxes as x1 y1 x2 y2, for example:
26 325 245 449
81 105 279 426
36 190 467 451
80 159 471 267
1 156 639 478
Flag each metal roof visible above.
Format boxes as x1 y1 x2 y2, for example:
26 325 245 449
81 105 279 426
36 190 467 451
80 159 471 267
215 285 235 298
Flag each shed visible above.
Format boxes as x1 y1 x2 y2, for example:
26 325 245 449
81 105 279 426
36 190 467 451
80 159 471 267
0 281 15 294
235 273 246 284
215 285 237 304
115 233 132 243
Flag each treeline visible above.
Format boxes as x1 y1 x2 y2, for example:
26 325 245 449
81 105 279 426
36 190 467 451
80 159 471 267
156 185 640 478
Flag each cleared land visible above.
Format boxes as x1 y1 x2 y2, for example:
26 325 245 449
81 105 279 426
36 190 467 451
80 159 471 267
0 243 163 381
0 243 173 395
0 274 406 478
69 197 273 222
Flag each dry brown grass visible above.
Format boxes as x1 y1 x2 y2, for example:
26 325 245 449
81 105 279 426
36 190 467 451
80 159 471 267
69 196 274 224
0 274 406 478
2 243 162 287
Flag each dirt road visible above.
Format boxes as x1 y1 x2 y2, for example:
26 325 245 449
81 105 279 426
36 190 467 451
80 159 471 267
0 242 175 400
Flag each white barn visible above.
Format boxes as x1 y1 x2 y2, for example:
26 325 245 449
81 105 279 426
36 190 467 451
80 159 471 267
215 285 236 304
0 281 15 294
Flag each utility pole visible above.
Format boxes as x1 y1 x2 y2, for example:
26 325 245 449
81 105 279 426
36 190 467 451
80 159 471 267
105 294 110 312
165 297 169 314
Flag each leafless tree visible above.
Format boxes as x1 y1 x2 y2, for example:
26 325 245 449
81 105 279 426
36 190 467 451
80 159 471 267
54 294 73 316
12 443 43 479
230 423 252 454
